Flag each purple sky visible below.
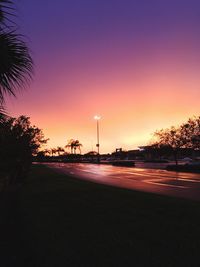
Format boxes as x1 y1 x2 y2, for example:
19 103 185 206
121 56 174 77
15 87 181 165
7 0 200 153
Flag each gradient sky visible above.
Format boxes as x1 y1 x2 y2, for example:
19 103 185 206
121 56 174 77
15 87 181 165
6 0 200 153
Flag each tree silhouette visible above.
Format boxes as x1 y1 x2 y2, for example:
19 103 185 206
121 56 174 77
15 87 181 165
0 115 48 182
73 140 82 154
153 126 184 165
65 139 74 154
0 1 33 108
50 148 57 157
180 116 200 150
0 1 12 24
56 146 65 156
65 139 82 154
43 149 51 156
152 116 200 165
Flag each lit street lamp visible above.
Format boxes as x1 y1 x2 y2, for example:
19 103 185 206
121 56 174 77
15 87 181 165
94 115 101 163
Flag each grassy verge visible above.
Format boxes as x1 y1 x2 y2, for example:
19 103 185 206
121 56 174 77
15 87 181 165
1 164 200 267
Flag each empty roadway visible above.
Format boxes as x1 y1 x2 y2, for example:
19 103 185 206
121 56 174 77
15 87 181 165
45 163 200 201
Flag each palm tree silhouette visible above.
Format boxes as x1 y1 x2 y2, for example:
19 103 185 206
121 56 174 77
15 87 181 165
50 148 57 157
65 139 74 154
0 1 33 109
0 1 11 24
65 139 82 154
0 105 7 122
56 146 65 156
73 140 82 154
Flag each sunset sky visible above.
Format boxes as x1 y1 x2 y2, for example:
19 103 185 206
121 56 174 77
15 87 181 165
6 0 200 153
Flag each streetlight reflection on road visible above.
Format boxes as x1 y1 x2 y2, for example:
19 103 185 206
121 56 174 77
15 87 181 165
94 115 101 163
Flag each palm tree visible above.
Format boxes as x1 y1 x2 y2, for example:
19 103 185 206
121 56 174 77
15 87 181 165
0 1 12 24
0 105 7 122
73 140 82 154
56 146 65 156
0 0 33 106
65 139 74 154
0 30 33 102
65 139 82 154
50 148 57 157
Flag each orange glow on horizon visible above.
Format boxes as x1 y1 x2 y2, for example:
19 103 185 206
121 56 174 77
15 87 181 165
5 25 200 154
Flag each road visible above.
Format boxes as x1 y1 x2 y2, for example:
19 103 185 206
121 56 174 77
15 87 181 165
45 162 200 201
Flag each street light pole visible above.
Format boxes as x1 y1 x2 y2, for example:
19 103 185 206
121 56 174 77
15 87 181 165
94 115 101 163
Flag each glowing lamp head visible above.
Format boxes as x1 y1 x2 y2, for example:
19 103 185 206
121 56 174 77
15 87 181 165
94 115 101 120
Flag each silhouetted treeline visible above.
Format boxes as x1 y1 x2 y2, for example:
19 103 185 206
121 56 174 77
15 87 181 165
151 116 200 165
0 115 47 187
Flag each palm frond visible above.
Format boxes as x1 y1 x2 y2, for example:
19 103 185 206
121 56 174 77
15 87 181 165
0 104 8 123
0 1 13 25
0 30 33 103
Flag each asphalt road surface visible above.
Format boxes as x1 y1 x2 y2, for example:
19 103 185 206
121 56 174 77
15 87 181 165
45 163 200 201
